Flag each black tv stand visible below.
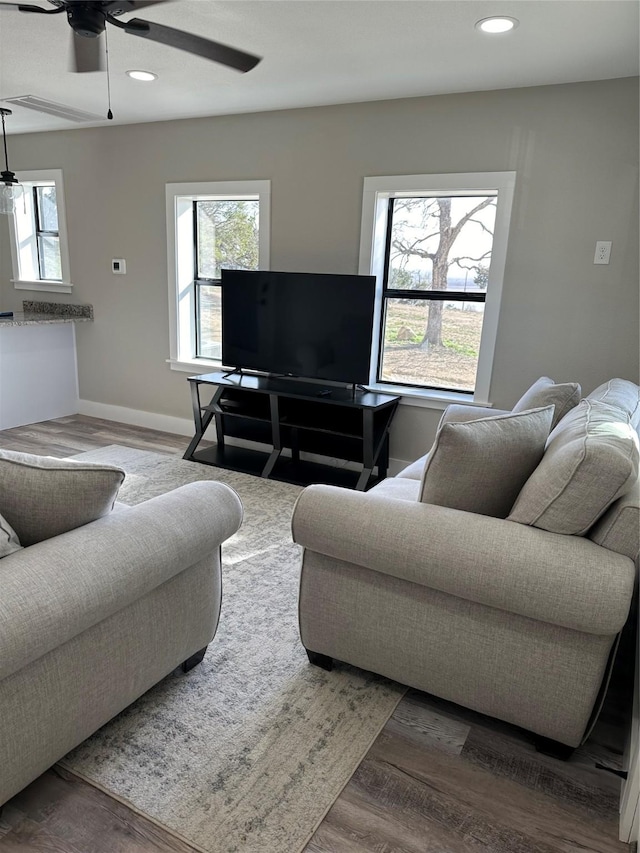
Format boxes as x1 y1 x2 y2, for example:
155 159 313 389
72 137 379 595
184 371 400 490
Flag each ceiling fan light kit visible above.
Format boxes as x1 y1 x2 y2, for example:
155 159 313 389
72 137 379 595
0 108 23 216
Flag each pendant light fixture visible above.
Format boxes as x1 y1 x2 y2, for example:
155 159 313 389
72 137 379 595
0 108 23 215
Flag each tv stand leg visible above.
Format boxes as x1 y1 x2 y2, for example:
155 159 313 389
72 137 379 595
184 381 214 460
262 448 281 478
261 394 282 479
356 409 375 490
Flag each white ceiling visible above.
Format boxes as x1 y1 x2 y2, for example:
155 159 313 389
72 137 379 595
0 0 638 134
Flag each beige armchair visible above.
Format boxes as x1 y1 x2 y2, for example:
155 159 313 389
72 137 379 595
0 479 243 806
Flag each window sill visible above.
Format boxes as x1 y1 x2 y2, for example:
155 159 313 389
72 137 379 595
367 382 491 409
168 357 222 374
13 279 73 294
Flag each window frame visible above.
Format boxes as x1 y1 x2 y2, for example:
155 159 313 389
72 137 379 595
166 180 270 373
7 169 72 293
359 172 516 406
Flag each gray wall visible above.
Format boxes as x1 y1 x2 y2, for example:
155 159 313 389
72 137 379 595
1 77 638 462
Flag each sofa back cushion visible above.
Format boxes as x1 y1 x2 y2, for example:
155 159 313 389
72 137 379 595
508 400 640 535
512 376 581 430
587 378 640 430
0 450 125 546
419 406 554 518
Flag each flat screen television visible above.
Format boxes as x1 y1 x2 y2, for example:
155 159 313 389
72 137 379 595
221 270 376 385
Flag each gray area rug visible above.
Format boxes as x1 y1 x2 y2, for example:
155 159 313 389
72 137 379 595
61 446 404 853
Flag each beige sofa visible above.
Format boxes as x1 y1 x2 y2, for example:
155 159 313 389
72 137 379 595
0 470 243 807
293 378 639 752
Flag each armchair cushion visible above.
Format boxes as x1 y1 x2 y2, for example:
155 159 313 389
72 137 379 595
509 400 639 535
0 450 125 546
512 376 581 429
419 406 554 518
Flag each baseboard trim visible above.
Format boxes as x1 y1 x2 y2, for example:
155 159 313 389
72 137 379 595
78 400 195 437
77 399 412 475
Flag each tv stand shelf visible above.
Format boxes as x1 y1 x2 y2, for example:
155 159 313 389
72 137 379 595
184 371 400 490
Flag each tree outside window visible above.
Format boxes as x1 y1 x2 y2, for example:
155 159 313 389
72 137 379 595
194 199 259 359
379 194 497 393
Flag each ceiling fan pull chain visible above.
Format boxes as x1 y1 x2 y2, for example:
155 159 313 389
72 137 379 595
105 27 113 120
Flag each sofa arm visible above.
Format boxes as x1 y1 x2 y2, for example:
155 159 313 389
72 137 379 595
0 481 243 681
292 485 635 635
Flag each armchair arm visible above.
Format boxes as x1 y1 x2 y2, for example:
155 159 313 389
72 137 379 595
0 481 243 680
292 485 634 635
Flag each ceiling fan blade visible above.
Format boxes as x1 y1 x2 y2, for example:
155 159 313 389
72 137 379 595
120 17 261 72
103 0 167 12
0 1 64 11
72 31 105 72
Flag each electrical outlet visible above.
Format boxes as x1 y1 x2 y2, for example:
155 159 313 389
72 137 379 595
594 241 612 265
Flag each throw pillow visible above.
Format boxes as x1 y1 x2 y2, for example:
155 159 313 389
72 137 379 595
587 378 640 430
419 406 554 518
512 376 581 430
0 511 22 559
0 450 125 546
508 399 640 535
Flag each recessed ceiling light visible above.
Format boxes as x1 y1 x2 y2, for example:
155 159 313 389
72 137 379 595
126 70 158 82
475 16 519 34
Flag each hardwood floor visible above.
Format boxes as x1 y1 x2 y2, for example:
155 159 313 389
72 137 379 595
0 416 633 852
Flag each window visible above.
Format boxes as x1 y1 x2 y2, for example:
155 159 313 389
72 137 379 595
193 198 260 359
166 181 270 371
359 172 516 403
7 169 72 293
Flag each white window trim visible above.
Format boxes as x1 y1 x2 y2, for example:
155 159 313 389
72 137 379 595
359 171 516 408
165 179 271 373
8 169 73 293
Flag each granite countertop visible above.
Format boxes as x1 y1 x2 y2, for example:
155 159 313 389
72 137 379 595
0 301 94 327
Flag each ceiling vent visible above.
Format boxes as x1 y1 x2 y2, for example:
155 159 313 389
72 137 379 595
3 96 103 123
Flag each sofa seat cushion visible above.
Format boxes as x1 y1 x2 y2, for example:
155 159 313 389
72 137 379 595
512 376 581 430
0 512 22 559
509 400 640 535
419 406 554 518
368 477 421 501
587 378 640 429
0 450 125 546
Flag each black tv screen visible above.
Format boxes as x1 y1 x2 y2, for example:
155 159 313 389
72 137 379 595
221 270 376 384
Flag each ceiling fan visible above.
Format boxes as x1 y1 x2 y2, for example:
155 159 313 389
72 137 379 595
0 0 261 73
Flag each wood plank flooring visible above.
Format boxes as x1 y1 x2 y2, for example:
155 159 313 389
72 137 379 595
0 415 634 853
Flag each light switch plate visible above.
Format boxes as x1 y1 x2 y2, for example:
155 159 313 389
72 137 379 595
112 258 126 274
